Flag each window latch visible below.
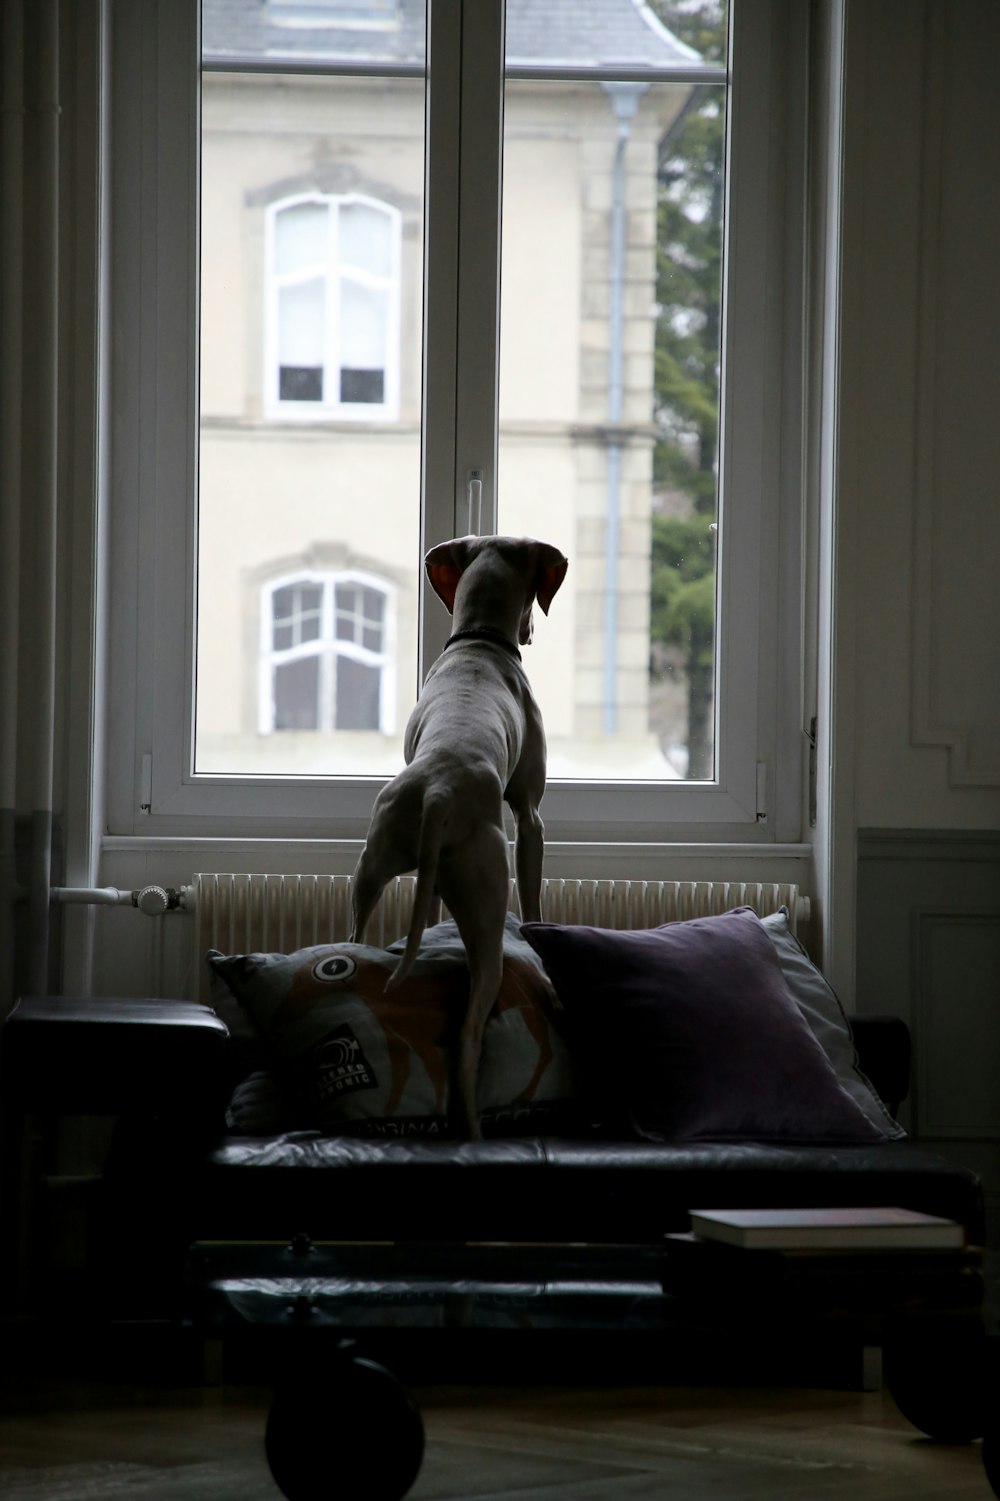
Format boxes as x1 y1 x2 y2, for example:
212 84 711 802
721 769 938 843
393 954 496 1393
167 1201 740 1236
466 469 483 535
806 716 818 828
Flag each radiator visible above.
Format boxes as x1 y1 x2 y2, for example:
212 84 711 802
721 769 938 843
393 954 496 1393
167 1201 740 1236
192 872 805 1001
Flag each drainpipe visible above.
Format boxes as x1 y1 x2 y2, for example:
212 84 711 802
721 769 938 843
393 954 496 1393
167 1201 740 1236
600 83 647 735
0 0 25 1016
27 0 61 997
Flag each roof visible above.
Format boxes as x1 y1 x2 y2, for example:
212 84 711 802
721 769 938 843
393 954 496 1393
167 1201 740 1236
202 0 705 71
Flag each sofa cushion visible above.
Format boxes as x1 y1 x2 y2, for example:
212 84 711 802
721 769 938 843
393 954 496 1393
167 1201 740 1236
208 914 577 1138
521 907 885 1145
193 1135 985 1245
760 909 905 1139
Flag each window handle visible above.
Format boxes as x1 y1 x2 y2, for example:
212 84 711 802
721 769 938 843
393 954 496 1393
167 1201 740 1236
467 469 483 535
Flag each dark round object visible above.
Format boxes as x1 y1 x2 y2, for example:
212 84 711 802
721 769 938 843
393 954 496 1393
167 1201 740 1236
264 1356 425 1501
884 1319 987 1443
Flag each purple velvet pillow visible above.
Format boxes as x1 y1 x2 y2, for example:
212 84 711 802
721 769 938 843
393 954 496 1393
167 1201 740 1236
520 907 885 1144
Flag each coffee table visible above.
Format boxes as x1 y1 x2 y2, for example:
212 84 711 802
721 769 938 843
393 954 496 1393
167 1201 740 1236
662 1227 986 1442
185 1225 987 1500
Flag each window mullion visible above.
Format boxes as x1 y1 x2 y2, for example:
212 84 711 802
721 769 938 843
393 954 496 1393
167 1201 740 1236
420 1 461 680
453 0 504 541
326 199 339 411
420 0 504 682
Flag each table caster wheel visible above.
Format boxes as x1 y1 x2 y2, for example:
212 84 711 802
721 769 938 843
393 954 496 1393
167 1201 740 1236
265 1354 425 1501
884 1318 987 1443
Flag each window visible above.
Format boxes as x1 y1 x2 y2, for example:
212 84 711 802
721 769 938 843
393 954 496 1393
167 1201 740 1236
108 0 807 844
267 194 401 419
261 573 395 734
267 0 400 27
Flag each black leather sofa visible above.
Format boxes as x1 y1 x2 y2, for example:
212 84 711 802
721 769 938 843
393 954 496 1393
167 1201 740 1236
1 993 990 1501
0 990 985 1276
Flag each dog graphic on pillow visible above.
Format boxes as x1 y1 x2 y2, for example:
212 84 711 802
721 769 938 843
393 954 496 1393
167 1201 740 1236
272 948 560 1121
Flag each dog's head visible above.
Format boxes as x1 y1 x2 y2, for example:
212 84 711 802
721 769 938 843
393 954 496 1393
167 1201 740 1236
425 535 568 646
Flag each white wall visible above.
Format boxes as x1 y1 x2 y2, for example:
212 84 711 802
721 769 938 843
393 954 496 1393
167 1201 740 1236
818 0 1000 1003
843 0 999 829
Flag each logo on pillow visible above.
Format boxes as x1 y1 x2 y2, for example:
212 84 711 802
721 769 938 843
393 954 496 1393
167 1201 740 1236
311 1024 378 1101
312 954 359 985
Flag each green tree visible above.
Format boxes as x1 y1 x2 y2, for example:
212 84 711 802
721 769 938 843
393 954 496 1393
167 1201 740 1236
650 514 716 777
648 1 726 779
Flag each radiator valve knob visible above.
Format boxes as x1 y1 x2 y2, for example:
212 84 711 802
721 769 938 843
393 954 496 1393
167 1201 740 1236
135 884 169 916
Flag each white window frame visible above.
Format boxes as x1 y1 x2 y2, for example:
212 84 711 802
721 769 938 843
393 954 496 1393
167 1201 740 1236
259 570 397 735
106 0 808 845
265 191 402 422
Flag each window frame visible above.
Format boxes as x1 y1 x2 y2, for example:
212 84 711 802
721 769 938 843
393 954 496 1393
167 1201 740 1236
106 0 808 845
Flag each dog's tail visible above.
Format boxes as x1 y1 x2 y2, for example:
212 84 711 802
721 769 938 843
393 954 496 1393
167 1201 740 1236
384 792 447 992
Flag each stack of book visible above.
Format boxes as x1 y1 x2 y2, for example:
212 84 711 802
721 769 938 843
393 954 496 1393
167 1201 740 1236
686 1206 966 1251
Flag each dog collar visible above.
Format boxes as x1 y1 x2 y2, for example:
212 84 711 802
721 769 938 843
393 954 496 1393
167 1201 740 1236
444 626 522 662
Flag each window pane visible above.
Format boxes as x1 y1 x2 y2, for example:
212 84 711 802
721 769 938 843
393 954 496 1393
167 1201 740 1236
279 364 324 402
278 279 325 368
498 3 726 784
335 585 357 639
272 581 323 645
340 367 385 404
335 586 360 642
197 6 425 777
336 656 381 730
340 201 391 276
274 655 321 731
275 201 327 275
341 279 386 369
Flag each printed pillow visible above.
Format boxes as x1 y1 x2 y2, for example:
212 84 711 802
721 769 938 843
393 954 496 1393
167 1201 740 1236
760 908 905 1139
224 1069 290 1136
208 914 577 1138
520 906 886 1144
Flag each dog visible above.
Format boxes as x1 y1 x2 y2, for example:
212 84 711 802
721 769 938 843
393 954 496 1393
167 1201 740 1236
350 534 568 1138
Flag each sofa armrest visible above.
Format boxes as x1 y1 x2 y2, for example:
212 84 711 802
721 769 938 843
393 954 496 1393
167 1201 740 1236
850 1014 911 1117
0 995 230 1119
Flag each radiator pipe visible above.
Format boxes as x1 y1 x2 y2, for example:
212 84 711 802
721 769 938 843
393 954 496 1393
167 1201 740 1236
51 887 135 908
600 83 647 736
0 0 25 1016
49 885 187 915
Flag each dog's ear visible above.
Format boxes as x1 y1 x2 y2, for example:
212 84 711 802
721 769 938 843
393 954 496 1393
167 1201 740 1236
425 558 462 613
534 544 568 616
425 537 478 613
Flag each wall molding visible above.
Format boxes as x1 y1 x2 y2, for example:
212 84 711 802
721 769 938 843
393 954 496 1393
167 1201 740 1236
858 829 1000 862
913 908 1000 1140
909 4 1000 787
857 829 1000 1149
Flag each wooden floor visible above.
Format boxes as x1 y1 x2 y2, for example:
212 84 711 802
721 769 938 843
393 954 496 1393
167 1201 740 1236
0 1376 993 1500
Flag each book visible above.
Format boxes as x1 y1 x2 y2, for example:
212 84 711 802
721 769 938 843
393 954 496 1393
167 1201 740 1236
687 1206 965 1251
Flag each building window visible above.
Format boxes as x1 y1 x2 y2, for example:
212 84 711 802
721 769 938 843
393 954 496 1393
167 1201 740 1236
268 0 401 27
261 574 395 733
267 193 400 420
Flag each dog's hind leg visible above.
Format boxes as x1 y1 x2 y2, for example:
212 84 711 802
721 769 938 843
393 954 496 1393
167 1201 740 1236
439 823 511 1140
351 833 409 944
350 773 424 944
350 842 382 943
